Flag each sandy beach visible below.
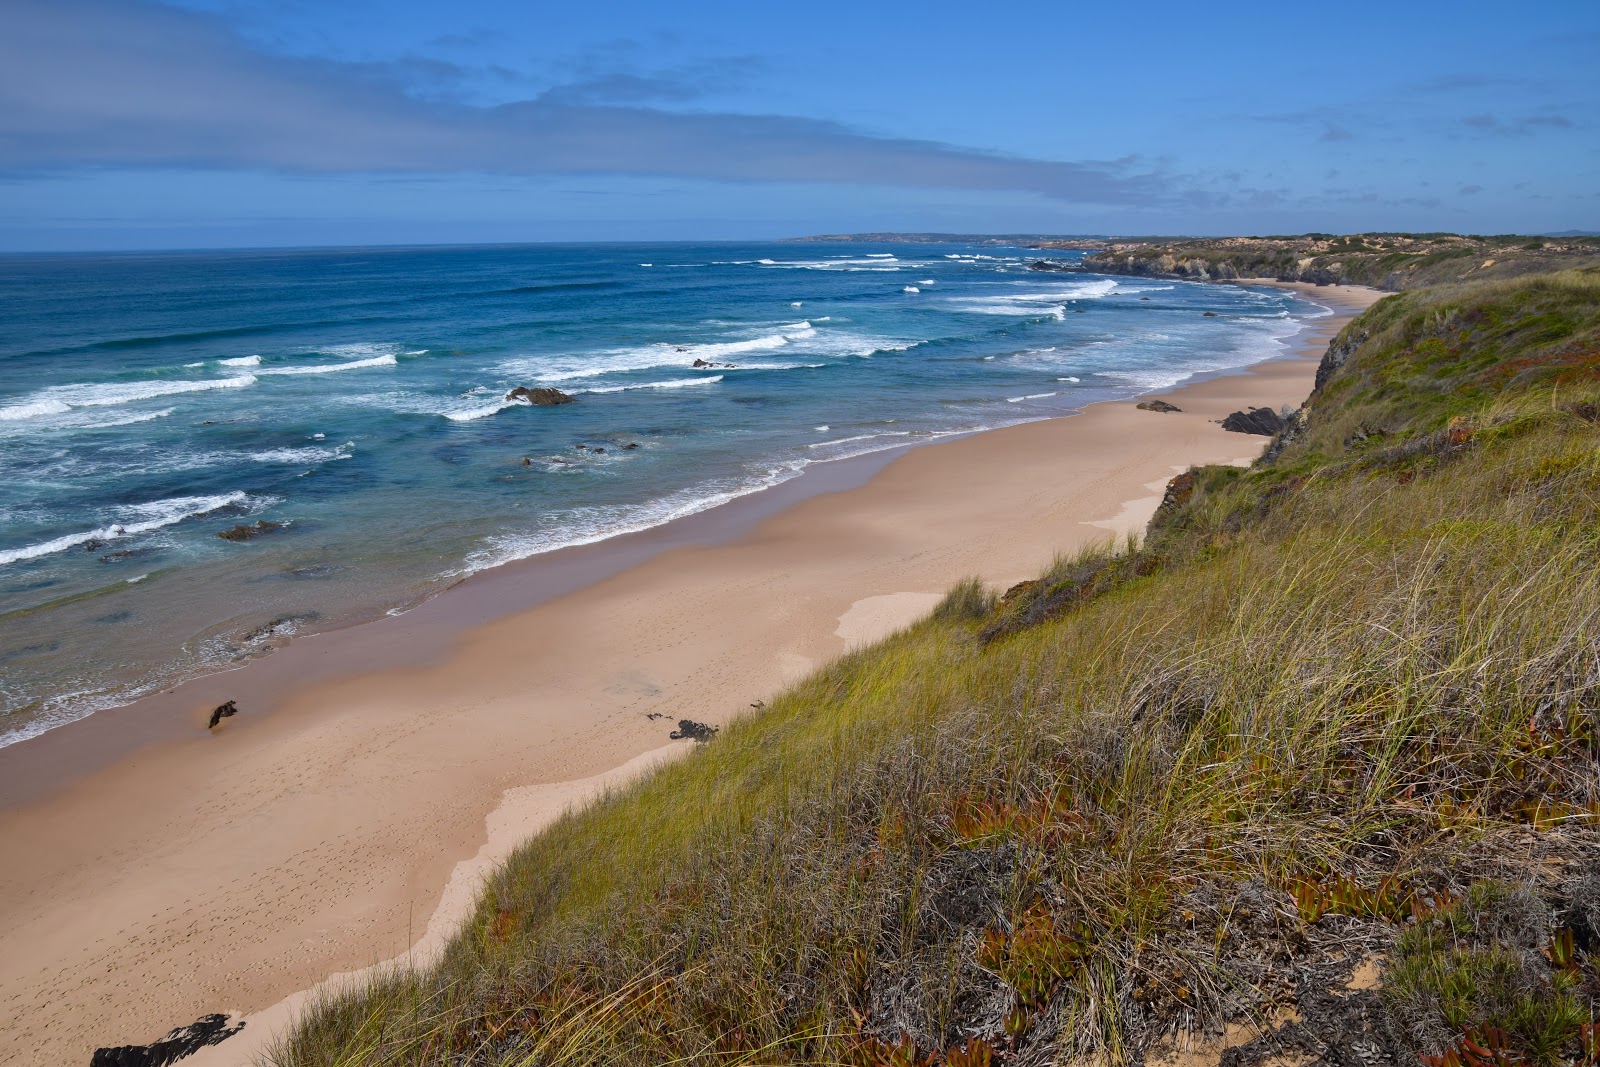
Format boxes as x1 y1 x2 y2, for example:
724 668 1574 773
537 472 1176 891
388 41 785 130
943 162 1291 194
0 282 1383 1066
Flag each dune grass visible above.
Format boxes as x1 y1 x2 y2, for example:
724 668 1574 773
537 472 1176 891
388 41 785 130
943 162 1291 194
271 270 1600 1067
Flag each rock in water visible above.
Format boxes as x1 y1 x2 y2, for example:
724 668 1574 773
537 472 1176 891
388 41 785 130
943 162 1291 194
1136 399 1182 413
207 700 239 729
670 719 719 742
91 1013 244 1067
1221 407 1288 436
505 386 575 406
216 520 282 542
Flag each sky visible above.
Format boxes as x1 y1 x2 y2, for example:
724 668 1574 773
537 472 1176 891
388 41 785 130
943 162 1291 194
1 0 1597 251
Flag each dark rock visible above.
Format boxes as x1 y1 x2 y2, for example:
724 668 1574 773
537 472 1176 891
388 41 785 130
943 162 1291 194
1140 296 1150 300
92 1014 244 1067
1202 311 1218 317
1221 407 1288 436
239 612 318 644
691 358 736 369
622 442 640 451
216 520 283 542
99 548 154 564
592 447 606 454
1136 399 1182 413
669 719 719 742
1026 259 1077 272
279 564 340 580
207 701 238 729
520 457 531 466
1259 408 1305 464
505 386 575 406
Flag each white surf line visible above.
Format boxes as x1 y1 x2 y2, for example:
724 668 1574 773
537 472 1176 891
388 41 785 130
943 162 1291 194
182 743 688 1066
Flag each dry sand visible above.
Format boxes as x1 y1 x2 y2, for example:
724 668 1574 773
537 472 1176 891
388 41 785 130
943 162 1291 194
0 282 1383 1066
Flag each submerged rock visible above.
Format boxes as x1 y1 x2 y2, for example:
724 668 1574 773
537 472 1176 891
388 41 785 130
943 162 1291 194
216 520 283 542
691 358 736 369
1136 399 1182 413
670 719 719 742
505 386 575 406
91 1013 244 1067
1221 407 1289 436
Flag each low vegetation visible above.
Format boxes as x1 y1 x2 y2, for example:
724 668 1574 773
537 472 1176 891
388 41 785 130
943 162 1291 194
1050 233 1600 291
274 270 1600 1066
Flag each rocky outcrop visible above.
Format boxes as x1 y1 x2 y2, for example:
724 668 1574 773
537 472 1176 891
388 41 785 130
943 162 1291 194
506 387 575 406
217 520 282 542
692 358 736 369
1314 326 1368 392
91 1014 244 1067
1136 399 1182 413
1026 259 1077 272
1221 407 1288 436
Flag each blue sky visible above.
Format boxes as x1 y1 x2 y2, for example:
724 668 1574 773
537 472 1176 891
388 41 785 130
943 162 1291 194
2 0 1596 250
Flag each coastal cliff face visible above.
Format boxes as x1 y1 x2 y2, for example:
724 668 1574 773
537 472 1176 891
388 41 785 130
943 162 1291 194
1043 233 1600 291
276 269 1600 1067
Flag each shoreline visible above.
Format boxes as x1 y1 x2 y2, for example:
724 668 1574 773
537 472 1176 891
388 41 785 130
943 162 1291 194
0 281 1357 808
0 282 1383 1066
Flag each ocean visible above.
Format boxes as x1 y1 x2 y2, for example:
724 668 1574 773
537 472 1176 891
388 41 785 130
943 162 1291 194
0 241 1329 745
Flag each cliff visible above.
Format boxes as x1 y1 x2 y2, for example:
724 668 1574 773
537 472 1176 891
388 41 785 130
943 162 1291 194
1039 232 1600 291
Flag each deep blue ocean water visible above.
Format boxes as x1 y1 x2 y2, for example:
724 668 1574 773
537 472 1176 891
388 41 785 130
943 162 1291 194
0 241 1329 744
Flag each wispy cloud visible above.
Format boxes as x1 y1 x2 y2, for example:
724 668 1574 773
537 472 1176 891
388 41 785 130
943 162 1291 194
0 0 1191 207
1462 112 1578 136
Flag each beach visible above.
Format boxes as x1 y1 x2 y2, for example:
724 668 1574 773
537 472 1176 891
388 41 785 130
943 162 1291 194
0 282 1381 1066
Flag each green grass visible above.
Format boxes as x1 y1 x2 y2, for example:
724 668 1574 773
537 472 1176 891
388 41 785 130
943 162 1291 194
270 271 1600 1067
1081 234 1600 291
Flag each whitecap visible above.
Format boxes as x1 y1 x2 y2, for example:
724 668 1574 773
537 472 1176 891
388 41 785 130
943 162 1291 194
639 263 653 267
903 286 921 294
0 398 72 420
1007 392 1058 403
248 446 351 464
256 353 397 376
218 355 261 367
807 431 913 449
579 375 723 394
814 425 830 432
443 400 520 423
1058 376 1081 383
790 301 803 307
0 375 257 421
0 491 253 567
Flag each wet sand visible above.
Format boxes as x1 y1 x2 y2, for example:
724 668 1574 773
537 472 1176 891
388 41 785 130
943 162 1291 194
0 282 1383 1066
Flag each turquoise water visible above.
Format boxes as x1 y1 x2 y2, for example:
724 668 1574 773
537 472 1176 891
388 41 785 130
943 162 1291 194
0 241 1328 743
